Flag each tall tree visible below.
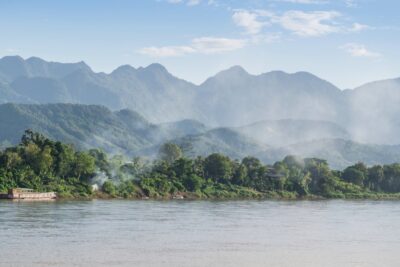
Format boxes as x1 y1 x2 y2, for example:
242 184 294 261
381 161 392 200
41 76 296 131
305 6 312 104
204 153 233 183
158 143 182 164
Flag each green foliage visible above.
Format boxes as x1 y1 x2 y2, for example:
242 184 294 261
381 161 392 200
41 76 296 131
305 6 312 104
183 174 203 192
73 152 95 181
342 167 365 186
158 143 182 164
204 153 233 183
0 130 96 197
102 180 116 196
2 131 400 200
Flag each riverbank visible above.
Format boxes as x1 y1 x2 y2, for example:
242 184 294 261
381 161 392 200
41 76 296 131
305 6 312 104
3 187 400 202
64 190 400 201
3 131 400 202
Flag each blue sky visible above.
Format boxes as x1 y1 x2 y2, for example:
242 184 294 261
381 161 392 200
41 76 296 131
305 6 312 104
0 0 399 88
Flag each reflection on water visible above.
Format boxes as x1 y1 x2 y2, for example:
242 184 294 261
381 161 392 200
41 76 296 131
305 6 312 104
1 200 400 267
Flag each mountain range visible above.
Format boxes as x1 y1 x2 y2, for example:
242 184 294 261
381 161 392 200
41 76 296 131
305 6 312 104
1 55 400 168
1 103 400 169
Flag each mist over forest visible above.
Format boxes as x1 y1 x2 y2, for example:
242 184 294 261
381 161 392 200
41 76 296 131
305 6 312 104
1 55 400 169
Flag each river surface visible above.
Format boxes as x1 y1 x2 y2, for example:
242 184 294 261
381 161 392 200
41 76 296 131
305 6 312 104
1 200 400 267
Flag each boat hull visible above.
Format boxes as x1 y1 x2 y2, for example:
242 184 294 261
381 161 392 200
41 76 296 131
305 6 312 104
8 192 57 200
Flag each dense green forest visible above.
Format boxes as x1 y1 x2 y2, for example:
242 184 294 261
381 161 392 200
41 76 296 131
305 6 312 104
1 131 400 199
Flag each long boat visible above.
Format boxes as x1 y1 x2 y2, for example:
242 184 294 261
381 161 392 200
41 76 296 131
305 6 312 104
0 188 57 200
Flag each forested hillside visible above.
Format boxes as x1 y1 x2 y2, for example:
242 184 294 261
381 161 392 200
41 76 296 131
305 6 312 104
2 103 400 169
1 56 400 145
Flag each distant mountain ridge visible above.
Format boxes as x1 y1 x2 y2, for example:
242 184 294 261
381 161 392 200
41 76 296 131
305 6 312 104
0 103 206 155
0 56 199 123
1 103 400 169
0 56 90 82
1 56 400 145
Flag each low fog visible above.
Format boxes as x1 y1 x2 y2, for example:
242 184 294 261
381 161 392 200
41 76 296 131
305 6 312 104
1 56 400 169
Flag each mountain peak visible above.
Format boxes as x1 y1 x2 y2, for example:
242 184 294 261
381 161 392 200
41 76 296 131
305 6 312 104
201 65 250 86
0 55 24 63
25 56 90 69
0 55 26 68
261 70 323 80
111 64 137 76
26 56 46 63
354 77 400 91
293 71 323 80
76 60 90 69
261 70 288 77
219 65 249 76
0 55 28 82
144 63 168 73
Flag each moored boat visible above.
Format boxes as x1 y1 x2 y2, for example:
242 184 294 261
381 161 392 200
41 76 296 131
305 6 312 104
1 188 57 200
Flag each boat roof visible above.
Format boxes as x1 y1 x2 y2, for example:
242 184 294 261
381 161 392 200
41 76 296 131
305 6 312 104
12 188 34 191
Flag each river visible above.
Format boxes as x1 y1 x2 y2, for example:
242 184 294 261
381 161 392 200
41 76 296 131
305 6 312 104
1 200 399 266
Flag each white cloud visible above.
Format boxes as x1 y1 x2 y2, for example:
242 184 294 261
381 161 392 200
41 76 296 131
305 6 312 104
138 37 246 57
341 43 381 58
274 0 328 4
165 0 210 6
276 10 341 36
344 0 357 7
274 0 359 6
232 10 271 35
348 23 371 32
187 0 201 5
232 9 368 37
167 0 183 3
